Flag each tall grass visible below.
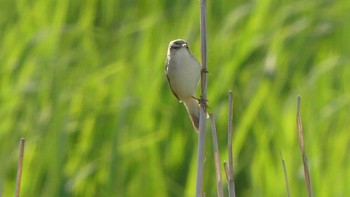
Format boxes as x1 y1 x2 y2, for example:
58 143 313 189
0 0 349 196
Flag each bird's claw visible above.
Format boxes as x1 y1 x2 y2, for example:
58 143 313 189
192 96 209 111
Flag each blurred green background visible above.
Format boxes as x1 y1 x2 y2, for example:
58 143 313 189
1 0 349 196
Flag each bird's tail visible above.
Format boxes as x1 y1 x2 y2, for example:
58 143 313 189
183 97 200 132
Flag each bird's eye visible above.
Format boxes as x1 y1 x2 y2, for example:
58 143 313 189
171 45 180 49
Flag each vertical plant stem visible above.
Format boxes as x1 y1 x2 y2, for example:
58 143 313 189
223 162 229 181
196 0 208 196
199 0 207 99
209 114 224 197
280 151 290 197
15 138 25 197
227 91 236 197
296 96 313 197
196 110 206 197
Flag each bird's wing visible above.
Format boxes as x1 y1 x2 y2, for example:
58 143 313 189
165 57 180 101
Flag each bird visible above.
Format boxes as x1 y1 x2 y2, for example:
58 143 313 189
165 39 201 131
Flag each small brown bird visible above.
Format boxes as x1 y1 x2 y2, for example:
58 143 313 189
165 39 201 131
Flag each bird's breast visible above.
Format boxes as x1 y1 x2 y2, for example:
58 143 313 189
167 51 201 100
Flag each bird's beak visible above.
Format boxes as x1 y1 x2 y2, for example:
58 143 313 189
182 43 187 47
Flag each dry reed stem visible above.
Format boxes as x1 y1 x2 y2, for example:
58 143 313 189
195 0 208 196
226 91 236 197
15 138 25 197
297 96 313 197
209 114 224 197
280 151 290 197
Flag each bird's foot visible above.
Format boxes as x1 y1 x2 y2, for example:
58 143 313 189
201 68 209 74
192 96 210 111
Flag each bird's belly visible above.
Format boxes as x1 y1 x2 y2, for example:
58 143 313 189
168 58 200 99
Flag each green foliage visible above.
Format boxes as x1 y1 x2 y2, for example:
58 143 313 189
1 0 350 196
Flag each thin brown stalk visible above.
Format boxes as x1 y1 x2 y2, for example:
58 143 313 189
15 138 25 197
209 114 224 197
223 162 229 182
195 0 208 196
296 96 313 197
280 151 290 197
227 91 236 197
196 109 206 197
